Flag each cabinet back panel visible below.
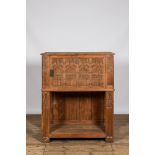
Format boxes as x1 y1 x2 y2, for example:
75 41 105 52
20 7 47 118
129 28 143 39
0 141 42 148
51 92 104 122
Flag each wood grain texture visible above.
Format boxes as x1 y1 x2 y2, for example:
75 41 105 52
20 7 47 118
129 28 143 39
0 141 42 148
104 92 114 142
41 52 114 141
27 115 128 155
51 92 104 123
41 91 51 141
48 56 106 89
50 124 106 138
41 52 115 55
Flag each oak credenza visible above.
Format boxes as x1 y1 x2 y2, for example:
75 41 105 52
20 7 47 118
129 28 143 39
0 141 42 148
41 52 114 142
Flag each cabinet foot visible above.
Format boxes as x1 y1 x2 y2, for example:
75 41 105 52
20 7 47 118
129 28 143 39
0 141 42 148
42 137 50 143
105 136 113 142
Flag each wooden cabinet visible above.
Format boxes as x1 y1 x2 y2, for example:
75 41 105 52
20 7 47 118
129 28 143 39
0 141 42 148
41 52 114 142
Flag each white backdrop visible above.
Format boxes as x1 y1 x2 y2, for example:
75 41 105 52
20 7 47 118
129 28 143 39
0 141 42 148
26 0 129 114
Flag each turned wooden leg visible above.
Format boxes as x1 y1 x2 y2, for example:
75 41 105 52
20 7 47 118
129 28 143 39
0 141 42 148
42 91 51 142
105 136 113 142
42 137 50 143
104 91 114 142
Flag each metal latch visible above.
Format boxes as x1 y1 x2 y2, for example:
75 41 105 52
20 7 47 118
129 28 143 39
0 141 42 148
50 69 54 77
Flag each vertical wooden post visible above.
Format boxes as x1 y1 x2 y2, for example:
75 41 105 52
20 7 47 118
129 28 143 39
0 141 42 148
42 91 51 142
104 91 114 142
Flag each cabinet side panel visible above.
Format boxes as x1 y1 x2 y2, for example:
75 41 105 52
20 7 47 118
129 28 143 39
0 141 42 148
52 92 65 122
42 55 50 89
91 92 104 122
106 55 114 87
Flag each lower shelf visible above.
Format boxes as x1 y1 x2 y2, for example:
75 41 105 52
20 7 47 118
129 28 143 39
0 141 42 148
49 124 106 138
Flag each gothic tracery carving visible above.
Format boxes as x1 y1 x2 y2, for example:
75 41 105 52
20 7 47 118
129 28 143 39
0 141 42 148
50 57 105 87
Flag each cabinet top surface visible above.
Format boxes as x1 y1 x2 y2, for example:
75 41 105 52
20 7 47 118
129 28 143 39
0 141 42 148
41 52 115 56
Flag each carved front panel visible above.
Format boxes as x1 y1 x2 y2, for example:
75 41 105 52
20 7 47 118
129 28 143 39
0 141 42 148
49 56 106 88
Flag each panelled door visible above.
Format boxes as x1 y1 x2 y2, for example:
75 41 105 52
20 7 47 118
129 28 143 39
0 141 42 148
46 56 106 90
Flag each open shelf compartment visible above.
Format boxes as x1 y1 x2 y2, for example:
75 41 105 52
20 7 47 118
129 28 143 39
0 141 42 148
49 92 106 139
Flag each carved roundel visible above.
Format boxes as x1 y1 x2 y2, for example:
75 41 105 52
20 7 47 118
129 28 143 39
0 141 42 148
91 64 104 73
65 64 77 73
79 64 90 73
53 65 64 74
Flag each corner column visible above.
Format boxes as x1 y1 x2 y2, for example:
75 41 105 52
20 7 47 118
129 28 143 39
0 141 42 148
104 91 114 142
42 91 51 142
